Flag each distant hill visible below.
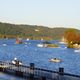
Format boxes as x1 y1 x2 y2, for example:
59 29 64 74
0 22 80 40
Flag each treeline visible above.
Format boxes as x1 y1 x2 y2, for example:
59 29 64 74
64 29 80 48
0 22 80 40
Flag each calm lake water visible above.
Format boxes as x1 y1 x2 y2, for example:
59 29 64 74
0 39 80 79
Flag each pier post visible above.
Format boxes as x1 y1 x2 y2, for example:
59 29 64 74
30 63 35 69
15 71 23 77
29 63 35 80
58 67 64 80
0 63 5 72
15 61 23 77
0 67 4 71
59 67 64 75
41 76 46 80
15 60 19 67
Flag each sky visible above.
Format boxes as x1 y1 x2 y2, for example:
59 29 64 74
0 0 80 29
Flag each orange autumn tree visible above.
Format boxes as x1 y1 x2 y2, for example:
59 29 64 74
76 35 80 44
64 29 77 44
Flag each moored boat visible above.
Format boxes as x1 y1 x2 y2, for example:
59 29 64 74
37 44 47 47
49 58 62 63
74 49 80 52
12 58 22 66
16 38 23 44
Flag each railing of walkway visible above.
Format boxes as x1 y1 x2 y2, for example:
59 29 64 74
0 61 80 80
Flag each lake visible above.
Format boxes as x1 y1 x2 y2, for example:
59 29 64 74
0 39 80 79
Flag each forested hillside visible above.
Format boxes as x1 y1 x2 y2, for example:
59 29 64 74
0 22 80 40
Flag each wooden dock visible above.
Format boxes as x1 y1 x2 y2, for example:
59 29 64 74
0 61 80 80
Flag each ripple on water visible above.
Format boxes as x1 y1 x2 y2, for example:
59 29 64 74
0 39 80 75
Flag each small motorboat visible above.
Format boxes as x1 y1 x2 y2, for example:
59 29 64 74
49 58 62 63
37 44 47 48
37 44 44 47
74 49 80 52
12 58 22 66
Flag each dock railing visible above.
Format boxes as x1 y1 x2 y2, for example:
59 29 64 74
0 61 80 80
